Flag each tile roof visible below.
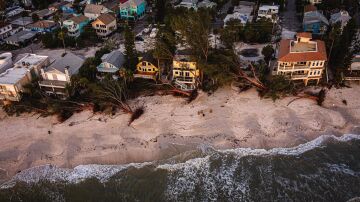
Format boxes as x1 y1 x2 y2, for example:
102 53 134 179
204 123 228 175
84 4 106 14
70 15 89 24
304 4 317 13
278 39 327 62
30 20 56 29
96 13 116 25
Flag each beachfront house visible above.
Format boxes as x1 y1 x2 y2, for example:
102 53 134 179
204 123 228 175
134 54 159 80
257 5 279 22
84 4 111 20
63 15 90 38
91 14 117 38
119 0 147 20
96 50 125 80
274 32 327 86
330 10 351 30
303 10 329 35
39 52 85 97
0 54 49 102
342 55 360 83
28 20 58 33
172 51 199 91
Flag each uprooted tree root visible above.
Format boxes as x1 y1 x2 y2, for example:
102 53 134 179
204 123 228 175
287 89 327 106
128 106 145 126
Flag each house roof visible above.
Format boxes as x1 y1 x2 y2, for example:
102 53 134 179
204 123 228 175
30 20 56 29
120 0 145 8
11 17 33 26
278 39 327 62
139 52 157 65
303 10 329 25
84 4 106 14
34 9 55 18
4 30 37 44
70 15 89 24
47 52 85 76
100 50 125 68
96 13 116 25
0 67 29 85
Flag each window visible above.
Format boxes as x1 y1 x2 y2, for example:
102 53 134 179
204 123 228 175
52 74 58 80
310 72 313 75
185 72 190 77
142 62 146 66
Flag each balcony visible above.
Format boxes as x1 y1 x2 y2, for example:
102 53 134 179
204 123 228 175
134 71 157 80
174 77 195 84
39 80 68 89
278 65 310 71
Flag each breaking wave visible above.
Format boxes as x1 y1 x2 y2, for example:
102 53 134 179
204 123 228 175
1 134 360 201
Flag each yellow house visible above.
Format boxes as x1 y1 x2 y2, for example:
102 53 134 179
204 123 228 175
91 13 117 38
134 54 159 80
172 52 199 91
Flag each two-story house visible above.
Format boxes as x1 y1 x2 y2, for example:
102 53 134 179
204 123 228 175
39 52 85 97
84 4 111 20
63 15 90 38
96 50 125 80
119 0 146 20
134 53 159 80
0 54 49 102
172 51 199 91
275 32 327 86
28 20 58 33
91 14 117 38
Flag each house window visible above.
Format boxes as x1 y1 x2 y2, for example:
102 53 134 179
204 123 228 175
142 62 146 66
52 74 58 80
147 69 151 71
185 72 190 77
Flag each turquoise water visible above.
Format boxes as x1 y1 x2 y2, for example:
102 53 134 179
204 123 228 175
0 134 360 202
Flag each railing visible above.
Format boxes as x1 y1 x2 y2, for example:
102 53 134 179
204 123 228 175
290 74 308 79
175 77 194 83
174 80 195 91
278 65 310 71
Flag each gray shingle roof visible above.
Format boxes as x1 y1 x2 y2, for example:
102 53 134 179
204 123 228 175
101 50 125 68
47 52 85 76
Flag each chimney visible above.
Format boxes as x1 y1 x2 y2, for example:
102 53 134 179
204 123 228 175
65 66 70 82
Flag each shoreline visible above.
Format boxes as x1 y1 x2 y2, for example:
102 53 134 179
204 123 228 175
0 85 360 183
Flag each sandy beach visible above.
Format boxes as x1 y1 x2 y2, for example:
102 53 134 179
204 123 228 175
0 85 360 183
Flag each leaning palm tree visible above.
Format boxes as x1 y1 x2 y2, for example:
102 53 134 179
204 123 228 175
58 30 66 53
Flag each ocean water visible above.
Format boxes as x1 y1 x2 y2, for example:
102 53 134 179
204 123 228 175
0 134 360 202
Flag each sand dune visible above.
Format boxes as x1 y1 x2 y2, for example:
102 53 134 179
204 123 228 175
0 85 359 183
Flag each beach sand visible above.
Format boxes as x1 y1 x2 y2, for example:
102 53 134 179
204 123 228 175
0 85 359 183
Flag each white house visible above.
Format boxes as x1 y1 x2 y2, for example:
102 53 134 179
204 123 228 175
257 5 279 22
0 54 49 102
39 52 85 97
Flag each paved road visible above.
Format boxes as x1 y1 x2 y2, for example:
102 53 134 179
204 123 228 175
279 0 301 32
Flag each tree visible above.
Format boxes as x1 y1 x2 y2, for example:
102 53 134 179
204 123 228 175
58 29 67 53
124 26 138 71
262 45 275 64
220 19 243 48
32 13 40 22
